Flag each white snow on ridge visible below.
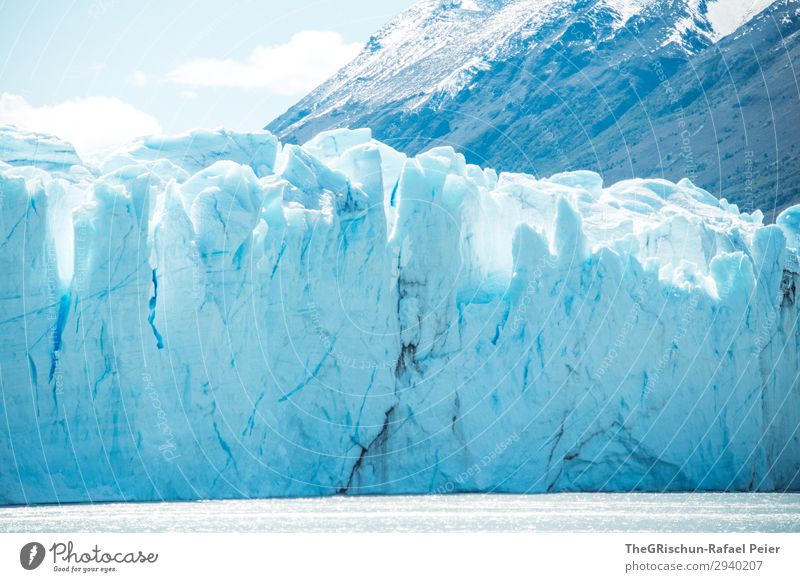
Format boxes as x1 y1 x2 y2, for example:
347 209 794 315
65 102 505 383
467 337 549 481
299 0 567 116
663 0 776 46
0 125 798 503
458 0 482 10
280 0 780 135
604 0 651 26
706 0 775 39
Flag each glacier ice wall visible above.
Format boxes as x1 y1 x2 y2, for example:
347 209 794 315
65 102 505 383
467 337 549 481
0 125 798 504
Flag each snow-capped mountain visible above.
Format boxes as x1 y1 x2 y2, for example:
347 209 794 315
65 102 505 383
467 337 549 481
268 0 799 218
1 126 799 503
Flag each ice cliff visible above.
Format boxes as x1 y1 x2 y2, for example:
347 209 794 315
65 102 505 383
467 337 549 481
1 125 798 504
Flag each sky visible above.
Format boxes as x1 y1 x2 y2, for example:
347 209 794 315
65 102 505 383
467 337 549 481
0 0 415 156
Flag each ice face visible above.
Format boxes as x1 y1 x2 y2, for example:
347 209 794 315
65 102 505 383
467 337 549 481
0 125 798 504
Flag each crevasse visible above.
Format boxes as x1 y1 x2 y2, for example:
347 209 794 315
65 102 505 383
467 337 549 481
0 125 798 504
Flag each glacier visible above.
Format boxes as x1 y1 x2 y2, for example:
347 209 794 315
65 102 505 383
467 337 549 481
0 124 798 504
269 0 800 219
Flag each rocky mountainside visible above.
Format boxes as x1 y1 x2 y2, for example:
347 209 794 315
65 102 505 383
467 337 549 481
268 0 800 218
2 126 799 502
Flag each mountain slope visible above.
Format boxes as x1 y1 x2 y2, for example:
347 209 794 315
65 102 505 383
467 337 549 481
2 126 799 502
268 0 800 218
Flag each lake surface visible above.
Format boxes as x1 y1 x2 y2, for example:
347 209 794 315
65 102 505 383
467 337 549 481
1 493 799 533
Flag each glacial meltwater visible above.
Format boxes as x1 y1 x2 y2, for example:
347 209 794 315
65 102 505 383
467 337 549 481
1 494 798 533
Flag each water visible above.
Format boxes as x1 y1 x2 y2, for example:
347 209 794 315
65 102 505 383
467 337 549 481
1 493 799 533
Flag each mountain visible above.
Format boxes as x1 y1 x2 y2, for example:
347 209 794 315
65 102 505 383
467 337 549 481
268 0 800 220
2 126 799 502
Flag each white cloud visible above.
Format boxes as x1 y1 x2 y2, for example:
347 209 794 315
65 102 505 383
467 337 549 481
165 30 361 95
0 93 161 156
128 70 148 87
